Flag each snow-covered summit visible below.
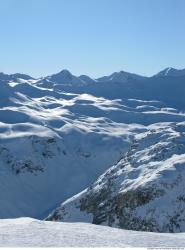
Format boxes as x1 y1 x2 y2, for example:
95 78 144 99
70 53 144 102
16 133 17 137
43 69 85 86
154 67 185 77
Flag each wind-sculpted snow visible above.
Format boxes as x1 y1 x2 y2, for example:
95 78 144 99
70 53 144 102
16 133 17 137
47 122 185 232
0 68 185 221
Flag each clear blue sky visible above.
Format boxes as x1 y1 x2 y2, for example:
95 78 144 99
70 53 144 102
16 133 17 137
0 0 184 77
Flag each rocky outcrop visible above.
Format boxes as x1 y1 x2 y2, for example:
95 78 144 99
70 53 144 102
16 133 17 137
0 136 60 175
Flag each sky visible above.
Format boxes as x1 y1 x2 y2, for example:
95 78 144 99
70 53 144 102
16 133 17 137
0 0 185 78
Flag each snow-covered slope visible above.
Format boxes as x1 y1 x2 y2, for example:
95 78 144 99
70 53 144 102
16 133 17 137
0 82 140 218
47 122 185 233
73 74 185 111
0 218 185 247
0 68 185 221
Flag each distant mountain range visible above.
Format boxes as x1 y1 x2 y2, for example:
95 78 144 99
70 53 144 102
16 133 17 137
1 67 185 86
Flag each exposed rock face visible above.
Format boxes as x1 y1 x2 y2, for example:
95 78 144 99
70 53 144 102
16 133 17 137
47 122 185 232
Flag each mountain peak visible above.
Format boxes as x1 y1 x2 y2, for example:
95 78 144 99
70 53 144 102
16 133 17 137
58 69 72 76
155 67 185 77
79 75 96 84
97 70 146 83
46 69 84 85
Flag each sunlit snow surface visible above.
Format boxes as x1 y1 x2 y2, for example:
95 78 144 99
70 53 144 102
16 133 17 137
0 218 185 247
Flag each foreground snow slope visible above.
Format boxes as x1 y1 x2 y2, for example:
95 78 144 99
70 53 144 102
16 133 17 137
0 218 185 247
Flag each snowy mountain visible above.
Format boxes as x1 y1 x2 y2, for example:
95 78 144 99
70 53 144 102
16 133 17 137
79 74 97 84
39 68 147 87
47 122 185 233
0 68 185 228
37 69 146 87
0 217 185 247
45 69 85 85
154 67 185 77
0 72 34 82
35 70 98 89
97 70 146 83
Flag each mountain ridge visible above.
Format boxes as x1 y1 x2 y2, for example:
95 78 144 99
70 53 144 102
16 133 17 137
1 67 185 85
